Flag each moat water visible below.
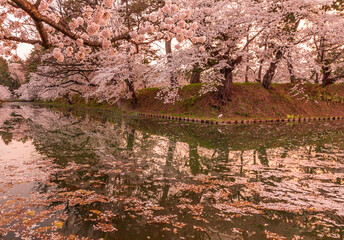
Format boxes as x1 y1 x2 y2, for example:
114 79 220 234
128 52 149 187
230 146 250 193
0 102 343 239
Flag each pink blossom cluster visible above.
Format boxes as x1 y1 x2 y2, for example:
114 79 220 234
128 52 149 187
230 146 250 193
53 48 64 62
103 0 114 9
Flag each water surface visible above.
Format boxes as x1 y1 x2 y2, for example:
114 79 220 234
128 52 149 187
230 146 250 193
0 103 343 240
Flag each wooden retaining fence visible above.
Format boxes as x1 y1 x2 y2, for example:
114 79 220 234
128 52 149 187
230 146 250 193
137 113 344 125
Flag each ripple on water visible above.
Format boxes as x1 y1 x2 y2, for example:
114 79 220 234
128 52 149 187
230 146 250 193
0 102 343 239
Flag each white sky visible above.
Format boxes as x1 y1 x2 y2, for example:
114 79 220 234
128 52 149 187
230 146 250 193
17 43 33 60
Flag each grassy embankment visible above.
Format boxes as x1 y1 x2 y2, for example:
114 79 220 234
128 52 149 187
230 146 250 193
44 83 344 121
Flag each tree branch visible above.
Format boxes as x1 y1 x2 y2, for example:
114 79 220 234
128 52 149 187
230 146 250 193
1 35 41 45
9 0 130 49
34 0 41 8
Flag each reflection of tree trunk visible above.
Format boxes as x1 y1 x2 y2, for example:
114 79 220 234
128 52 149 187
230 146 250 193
253 150 260 181
257 147 269 166
166 139 176 166
189 143 201 175
160 184 170 205
79 111 87 121
217 148 229 162
165 40 177 87
126 129 135 151
308 146 312 156
160 139 175 205
262 49 284 90
240 150 244 176
315 144 323 154
281 147 289 158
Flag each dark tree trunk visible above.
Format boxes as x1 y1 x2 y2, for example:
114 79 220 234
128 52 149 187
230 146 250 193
125 79 138 108
165 40 177 86
262 49 284 90
160 185 170 205
287 60 296 83
321 66 334 87
190 70 201 84
217 57 243 104
124 48 138 108
257 62 263 83
245 65 249 83
315 72 319 84
257 147 269 166
190 64 202 84
218 67 234 104
166 138 176 166
126 129 135 151
189 143 201 175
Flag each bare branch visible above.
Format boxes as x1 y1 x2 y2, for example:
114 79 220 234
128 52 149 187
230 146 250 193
1 35 41 45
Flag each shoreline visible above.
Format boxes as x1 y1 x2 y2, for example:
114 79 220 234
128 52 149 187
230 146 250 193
6 100 343 126
3 83 344 124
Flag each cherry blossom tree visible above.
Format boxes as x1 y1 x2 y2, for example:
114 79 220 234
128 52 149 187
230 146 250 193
16 51 98 101
153 0 271 103
307 1 344 86
2 0 344 105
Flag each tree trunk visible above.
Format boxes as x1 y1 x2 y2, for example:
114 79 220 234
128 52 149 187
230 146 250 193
245 65 249 83
165 40 177 86
262 49 284 90
287 60 296 83
218 67 234 104
257 61 263 83
321 66 334 87
315 72 319 84
125 78 138 107
257 39 268 83
190 71 201 84
125 54 138 108
190 63 202 84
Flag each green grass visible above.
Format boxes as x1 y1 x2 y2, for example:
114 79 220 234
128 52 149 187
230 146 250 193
32 83 344 122
137 87 160 94
235 82 261 86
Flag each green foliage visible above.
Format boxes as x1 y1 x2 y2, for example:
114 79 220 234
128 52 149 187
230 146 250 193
317 91 344 103
287 114 300 119
24 48 44 82
182 83 203 94
324 0 344 11
181 96 197 107
137 87 160 94
0 131 13 145
0 57 19 92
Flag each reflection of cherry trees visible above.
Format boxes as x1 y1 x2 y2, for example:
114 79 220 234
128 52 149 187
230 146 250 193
0 103 344 239
0 85 11 99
